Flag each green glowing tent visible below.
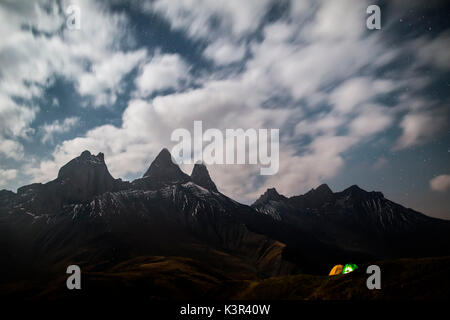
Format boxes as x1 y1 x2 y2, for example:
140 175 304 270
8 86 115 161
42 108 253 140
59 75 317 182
342 263 358 274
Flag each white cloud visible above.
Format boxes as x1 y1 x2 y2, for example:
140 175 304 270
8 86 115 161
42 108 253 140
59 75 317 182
0 0 146 126
414 31 450 69
349 106 393 138
307 0 367 40
0 139 24 160
0 169 17 187
77 49 147 107
147 0 269 67
41 117 80 144
148 0 271 40
135 53 190 97
330 77 394 114
394 110 447 150
0 94 36 139
0 1 112 101
0 0 150 170
252 135 358 199
247 23 393 103
295 112 345 137
430 175 450 192
204 39 246 65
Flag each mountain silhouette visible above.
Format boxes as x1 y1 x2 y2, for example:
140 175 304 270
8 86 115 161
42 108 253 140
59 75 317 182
143 148 190 182
1 148 449 301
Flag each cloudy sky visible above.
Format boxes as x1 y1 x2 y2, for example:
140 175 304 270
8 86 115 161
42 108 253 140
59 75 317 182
0 0 449 218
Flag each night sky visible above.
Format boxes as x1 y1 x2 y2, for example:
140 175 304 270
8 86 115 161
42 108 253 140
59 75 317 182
0 0 449 218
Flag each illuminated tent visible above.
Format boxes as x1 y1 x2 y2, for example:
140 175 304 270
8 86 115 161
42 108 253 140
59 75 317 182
328 264 343 276
342 263 358 274
328 263 358 276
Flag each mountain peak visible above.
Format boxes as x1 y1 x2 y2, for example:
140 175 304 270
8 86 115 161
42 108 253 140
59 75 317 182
80 150 91 158
340 185 384 199
143 148 190 183
288 183 334 208
53 150 117 203
266 187 282 198
315 183 333 195
96 152 104 162
191 162 218 192
153 148 171 162
253 187 287 206
58 150 108 179
341 184 365 195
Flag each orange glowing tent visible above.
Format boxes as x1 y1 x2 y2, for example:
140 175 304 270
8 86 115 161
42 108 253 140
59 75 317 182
329 264 344 276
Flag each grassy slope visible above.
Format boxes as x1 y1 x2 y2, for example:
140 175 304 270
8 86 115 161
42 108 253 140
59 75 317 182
30 256 450 301
233 256 450 300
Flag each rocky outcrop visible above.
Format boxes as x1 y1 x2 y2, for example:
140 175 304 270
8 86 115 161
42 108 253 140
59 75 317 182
191 162 218 192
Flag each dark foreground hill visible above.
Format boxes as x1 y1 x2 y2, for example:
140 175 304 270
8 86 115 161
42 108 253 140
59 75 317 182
1 149 449 300
5 255 450 301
